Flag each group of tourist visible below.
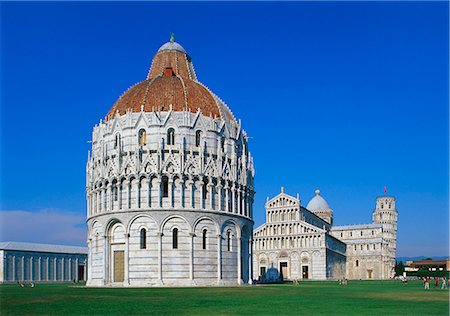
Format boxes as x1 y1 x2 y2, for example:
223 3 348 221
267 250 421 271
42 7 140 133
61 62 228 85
423 276 448 289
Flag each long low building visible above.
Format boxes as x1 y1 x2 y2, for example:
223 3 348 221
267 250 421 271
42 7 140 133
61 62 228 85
0 241 88 283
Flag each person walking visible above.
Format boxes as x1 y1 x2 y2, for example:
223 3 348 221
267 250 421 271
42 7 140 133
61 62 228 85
424 277 430 289
435 277 439 288
442 277 447 289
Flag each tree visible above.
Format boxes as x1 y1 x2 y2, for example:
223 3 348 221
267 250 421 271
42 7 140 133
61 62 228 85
395 261 405 276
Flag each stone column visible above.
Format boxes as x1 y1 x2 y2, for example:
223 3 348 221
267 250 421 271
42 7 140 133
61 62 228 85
217 182 223 211
103 235 108 285
38 257 42 281
12 256 16 282
148 177 152 208
157 232 163 285
168 177 174 208
107 183 112 211
179 178 185 208
69 258 72 281
188 179 194 209
124 233 130 285
237 237 242 284
53 258 57 281
21 256 25 281
96 192 99 214
225 185 229 212
62 258 65 280
208 181 214 210
157 178 162 208
87 240 92 283
100 186 105 212
30 257 33 281
248 238 253 284
190 233 195 281
199 180 205 209
231 186 236 214
237 188 242 215
46 257 49 281
137 181 141 209
217 234 222 282
119 182 123 210
75 258 79 282
127 180 132 209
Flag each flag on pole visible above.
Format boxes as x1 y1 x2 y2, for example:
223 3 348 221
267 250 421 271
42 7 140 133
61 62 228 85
384 186 387 195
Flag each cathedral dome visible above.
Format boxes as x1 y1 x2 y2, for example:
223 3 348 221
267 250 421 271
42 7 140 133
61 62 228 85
306 189 331 211
157 40 186 53
106 36 236 125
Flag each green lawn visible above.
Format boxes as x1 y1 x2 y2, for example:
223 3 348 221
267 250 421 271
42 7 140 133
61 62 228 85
0 280 448 315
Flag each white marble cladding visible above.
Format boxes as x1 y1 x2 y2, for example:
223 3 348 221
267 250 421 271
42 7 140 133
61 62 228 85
86 111 255 219
253 192 346 281
86 111 255 287
253 190 398 281
87 211 253 287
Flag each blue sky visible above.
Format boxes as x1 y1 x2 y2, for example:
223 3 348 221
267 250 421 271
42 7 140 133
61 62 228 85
0 2 448 257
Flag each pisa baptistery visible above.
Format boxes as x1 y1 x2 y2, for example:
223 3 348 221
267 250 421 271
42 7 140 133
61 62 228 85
85 36 255 287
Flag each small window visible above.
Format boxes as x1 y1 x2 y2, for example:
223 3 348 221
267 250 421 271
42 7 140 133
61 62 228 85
167 128 175 145
227 231 232 251
202 229 207 250
354 245 357 251
138 129 147 146
164 67 174 77
340 232 343 238
220 137 225 151
172 228 178 249
360 231 363 236
114 134 121 149
195 130 202 147
367 244 369 250
162 176 169 198
349 232 352 237
203 182 208 200
113 184 118 201
140 228 146 249
356 260 359 267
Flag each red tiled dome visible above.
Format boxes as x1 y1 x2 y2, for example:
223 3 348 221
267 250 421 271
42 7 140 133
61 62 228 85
106 39 235 123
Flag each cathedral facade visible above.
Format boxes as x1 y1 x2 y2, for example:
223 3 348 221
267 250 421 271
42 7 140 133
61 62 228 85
86 37 255 287
253 189 397 281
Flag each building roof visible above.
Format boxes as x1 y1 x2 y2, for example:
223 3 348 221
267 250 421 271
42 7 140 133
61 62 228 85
410 260 449 267
157 37 187 53
331 223 382 231
344 238 383 244
106 36 237 125
0 241 88 255
306 189 331 211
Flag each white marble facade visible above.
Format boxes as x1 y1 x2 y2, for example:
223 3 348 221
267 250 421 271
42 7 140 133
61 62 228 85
253 189 397 281
86 38 255 287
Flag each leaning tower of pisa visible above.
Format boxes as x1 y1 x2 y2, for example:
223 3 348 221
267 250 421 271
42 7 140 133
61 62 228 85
372 195 398 278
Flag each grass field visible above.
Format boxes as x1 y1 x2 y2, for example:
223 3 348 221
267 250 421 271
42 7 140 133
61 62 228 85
0 280 448 315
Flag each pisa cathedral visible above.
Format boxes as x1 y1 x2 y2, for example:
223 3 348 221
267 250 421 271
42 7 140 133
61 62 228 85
86 36 255 286
85 37 397 286
253 188 398 281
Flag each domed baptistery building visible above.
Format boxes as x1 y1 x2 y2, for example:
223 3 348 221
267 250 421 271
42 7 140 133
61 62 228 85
85 36 255 287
